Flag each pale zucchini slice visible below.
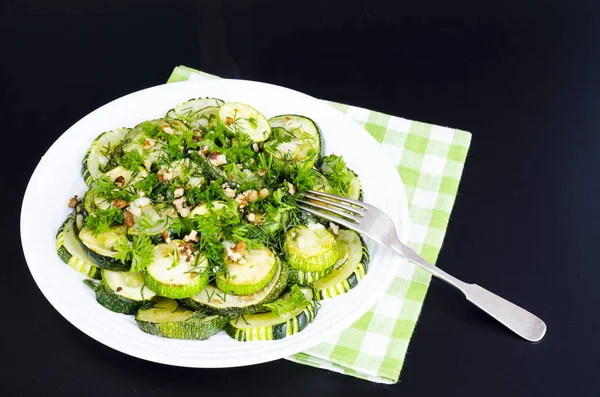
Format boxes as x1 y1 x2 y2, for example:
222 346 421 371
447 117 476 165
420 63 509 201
266 115 322 167
313 230 370 300
81 127 130 186
78 226 130 271
186 260 288 317
225 287 317 341
56 214 101 279
136 298 227 340
87 270 156 314
144 240 210 299
166 97 225 129
218 102 271 142
216 243 278 295
285 222 339 272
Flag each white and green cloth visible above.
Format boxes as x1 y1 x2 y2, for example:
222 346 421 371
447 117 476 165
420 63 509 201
167 66 472 384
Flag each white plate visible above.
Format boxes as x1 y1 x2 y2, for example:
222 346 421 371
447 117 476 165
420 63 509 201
20 79 410 368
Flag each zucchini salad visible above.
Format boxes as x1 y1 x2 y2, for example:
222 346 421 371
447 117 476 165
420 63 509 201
56 98 370 341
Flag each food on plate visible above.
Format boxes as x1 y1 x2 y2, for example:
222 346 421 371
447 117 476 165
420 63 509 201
58 97 370 341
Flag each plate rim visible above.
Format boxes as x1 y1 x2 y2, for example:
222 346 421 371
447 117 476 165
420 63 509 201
20 78 411 368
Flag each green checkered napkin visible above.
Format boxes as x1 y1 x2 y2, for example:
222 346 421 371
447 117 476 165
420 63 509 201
167 66 472 384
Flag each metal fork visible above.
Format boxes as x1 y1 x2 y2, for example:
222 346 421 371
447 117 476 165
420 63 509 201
297 190 547 342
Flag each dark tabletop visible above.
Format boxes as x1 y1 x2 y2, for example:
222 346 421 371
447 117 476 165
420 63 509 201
2 0 598 395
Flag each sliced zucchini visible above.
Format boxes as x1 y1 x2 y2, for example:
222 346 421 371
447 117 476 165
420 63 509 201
265 115 322 168
55 214 101 279
319 155 363 200
347 170 363 201
89 166 148 210
128 201 175 244
216 243 278 295
287 265 334 285
225 286 317 341
78 226 130 271
144 240 210 299
285 222 339 272
89 269 156 314
136 298 227 340
123 118 189 170
189 200 227 217
313 230 370 300
217 102 271 142
166 97 225 129
81 127 129 186
185 259 288 317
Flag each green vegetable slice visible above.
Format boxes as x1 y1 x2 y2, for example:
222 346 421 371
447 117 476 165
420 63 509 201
144 240 210 299
56 214 101 279
285 223 339 272
313 229 370 300
136 298 227 340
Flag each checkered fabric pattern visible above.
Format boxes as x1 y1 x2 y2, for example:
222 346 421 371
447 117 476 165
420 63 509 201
167 66 472 384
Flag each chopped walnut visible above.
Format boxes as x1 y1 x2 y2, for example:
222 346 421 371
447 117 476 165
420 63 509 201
111 199 128 209
257 168 266 177
67 196 78 208
173 197 190 218
161 230 171 243
199 145 210 156
114 176 126 187
208 152 227 167
183 230 199 243
287 182 297 195
174 186 185 198
235 190 258 209
160 125 175 135
123 211 134 227
258 188 269 199
246 212 264 225
285 116 293 125
143 139 154 149
222 184 237 198
157 168 175 182
176 241 194 263
225 116 234 125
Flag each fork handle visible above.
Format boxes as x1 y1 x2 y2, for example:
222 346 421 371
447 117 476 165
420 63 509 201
390 241 547 342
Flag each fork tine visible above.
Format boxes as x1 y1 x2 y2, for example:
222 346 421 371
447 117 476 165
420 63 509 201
297 204 360 231
296 199 363 222
306 190 367 209
303 193 365 214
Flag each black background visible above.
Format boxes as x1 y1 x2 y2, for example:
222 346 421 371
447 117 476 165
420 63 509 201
2 0 598 396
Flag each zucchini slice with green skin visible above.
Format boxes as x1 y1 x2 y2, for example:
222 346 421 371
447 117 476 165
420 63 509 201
136 298 227 340
78 226 130 271
185 259 288 317
144 240 210 299
347 170 364 201
127 200 176 244
88 269 156 314
313 229 370 300
88 166 148 210
122 118 189 170
217 102 271 142
166 97 225 129
55 214 101 279
287 265 334 286
216 243 279 295
265 115 322 168
285 223 339 272
225 287 318 341
81 127 130 186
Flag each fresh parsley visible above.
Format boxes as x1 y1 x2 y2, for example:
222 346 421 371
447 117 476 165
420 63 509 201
263 285 309 316
114 235 155 273
85 207 125 236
